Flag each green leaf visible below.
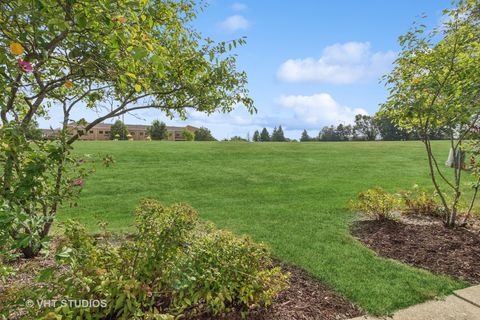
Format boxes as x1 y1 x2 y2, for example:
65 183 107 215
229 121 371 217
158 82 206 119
134 84 142 92
55 247 73 259
132 47 148 60
77 14 87 29
37 267 55 281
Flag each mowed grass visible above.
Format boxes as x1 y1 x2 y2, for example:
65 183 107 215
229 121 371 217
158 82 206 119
58 141 466 315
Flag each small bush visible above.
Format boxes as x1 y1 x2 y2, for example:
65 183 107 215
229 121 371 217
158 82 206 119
32 199 288 319
400 185 440 217
351 187 400 220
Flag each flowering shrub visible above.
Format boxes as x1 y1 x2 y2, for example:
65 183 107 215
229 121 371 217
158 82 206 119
400 185 440 217
31 200 288 319
351 187 400 220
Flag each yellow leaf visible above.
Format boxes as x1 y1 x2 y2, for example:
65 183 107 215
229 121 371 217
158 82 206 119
125 72 137 79
134 84 141 92
9 42 24 55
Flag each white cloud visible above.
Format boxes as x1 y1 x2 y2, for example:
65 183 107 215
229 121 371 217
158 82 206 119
277 93 368 129
220 15 250 33
232 2 247 11
277 42 396 84
186 108 264 127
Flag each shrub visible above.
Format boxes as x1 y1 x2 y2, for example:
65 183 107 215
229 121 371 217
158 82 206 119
400 185 440 217
182 129 195 141
351 187 400 220
32 200 288 319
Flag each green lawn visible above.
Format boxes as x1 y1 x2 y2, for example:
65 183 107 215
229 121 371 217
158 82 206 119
58 140 467 315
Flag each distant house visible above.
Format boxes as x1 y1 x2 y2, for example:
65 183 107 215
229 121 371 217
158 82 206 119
42 123 199 141
41 128 61 139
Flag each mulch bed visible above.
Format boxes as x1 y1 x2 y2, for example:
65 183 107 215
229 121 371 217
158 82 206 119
2 257 362 320
351 219 480 284
244 262 362 320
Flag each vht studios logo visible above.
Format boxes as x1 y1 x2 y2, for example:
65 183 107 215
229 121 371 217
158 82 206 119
26 299 107 308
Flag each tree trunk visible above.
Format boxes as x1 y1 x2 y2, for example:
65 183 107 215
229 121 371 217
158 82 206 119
21 245 41 259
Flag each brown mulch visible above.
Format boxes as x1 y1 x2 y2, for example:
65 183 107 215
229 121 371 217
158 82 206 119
245 262 362 320
351 219 480 284
194 261 362 320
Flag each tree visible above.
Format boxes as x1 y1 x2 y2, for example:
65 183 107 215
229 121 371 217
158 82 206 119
194 126 216 141
373 114 411 141
353 114 378 141
182 129 194 141
300 129 312 142
109 120 129 140
229 136 247 141
0 0 254 258
25 120 43 140
381 1 480 227
147 120 167 140
260 128 270 142
252 130 260 142
318 126 340 141
271 125 286 142
336 124 352 141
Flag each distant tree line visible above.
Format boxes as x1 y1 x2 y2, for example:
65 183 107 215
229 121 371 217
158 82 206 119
299 114 449 142
253 126 287 142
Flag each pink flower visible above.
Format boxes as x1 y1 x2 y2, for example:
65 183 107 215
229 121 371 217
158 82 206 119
72 178 84 188
17 59 33 73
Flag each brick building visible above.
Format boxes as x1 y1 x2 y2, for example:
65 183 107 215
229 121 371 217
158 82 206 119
42 123 199 141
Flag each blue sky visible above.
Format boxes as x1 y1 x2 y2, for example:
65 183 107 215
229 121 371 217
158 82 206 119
41 0 452 140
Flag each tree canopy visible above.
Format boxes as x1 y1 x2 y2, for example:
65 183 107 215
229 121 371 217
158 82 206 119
271 126 285 142
381 0 480 226
194 126 216 141
0 0 254 257
148 120 168 140
109 120 129 140
260 128 270 142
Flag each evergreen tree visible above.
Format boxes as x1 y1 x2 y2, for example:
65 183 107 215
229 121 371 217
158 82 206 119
272 125 285 141
260 128 270 141
253 130 260 142
300 129 311 142
110 120 129 140
147 120 168 140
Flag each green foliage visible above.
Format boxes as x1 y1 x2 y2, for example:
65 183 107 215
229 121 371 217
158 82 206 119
252 130 260 142
194 127 216 141
0 263 15 284
373 115 411 141
271 126 286 142
300 129 311 142
259 128 270 142
353 115 378 141
381 1 480 226
109 120 129 140
181 129 194 141
35 200 288 319
351 187 400 220
317 124 353 141
399 185 440 217
0 124 93 258
229 136 247 142
147 120 168 140
0 0 255 258
25 120 43 141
